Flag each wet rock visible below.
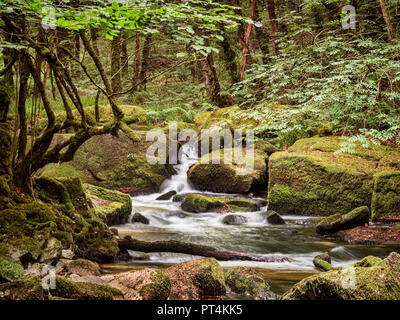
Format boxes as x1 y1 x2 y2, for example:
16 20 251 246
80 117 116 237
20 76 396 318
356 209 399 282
127 250 150 260
316 206 370 235
266 210 285 225
283 252 400 300
131 212 150 224
225 266 273 300
100 269 171 300
65 259 101 277
222 215 247 225
156 191 177 201
110 228 119 236
282 229 298 236
166 211 187 218
84 183 132 226
166 258 226 300
313 252 333 271
188 148 268 194
181 193 259 213
172 194 185 202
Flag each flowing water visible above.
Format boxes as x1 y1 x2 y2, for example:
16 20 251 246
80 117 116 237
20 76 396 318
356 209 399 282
103 143 399 295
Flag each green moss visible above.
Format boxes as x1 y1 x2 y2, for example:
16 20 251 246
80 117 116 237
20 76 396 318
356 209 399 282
0 260 24 281
189 148 267 193
139 270 171 300
268 152 374 216
84 184 132 226
51 277 123 300
353 256 383 268
315 260 333 272
225 266 271 298
181 194 258 213
316 206 370 235
283 252 400 300
0 276 47 300
192 258 226 297
0 178 119 263
371 171 400 220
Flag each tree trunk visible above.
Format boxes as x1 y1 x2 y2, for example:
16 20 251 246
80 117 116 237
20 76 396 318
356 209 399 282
240 0 256 81
267 0 279 54
220 24 240 84
139 35 151 90
117 237 290 263
254 0 271 64
201 54 230 107
16 55 30 162
121 32 129 79
0 86 12 209
379 0 394 41
132 34 141 89
90 28 99 56
110 34 122 93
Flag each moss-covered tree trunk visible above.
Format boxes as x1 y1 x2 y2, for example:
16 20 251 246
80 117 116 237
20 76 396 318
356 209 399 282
110 34 122 93
0 86 11 209
139 35 151 90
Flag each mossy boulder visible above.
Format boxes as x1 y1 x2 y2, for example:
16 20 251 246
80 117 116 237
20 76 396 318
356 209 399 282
181 193 259 213
371 171 400 220
225 266 272 300
282 252 400 300
268 136 400 216
100 268 171 300
353 256 383 268
316 206 370 235
313 253 333 272
0 177 119 264
0 260 24 282
84 184 132 226
166 258 226 300
51 276 123 300
39 130 174 191
188 148 268 193
0 275 47 300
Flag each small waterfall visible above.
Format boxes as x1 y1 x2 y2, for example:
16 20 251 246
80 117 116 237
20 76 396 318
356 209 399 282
159 142 198 193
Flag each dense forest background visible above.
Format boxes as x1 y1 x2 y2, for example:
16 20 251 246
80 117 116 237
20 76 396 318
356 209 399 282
0 0 399 192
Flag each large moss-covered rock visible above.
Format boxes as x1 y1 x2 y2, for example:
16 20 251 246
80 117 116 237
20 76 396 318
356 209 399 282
0 275 47 300
0 177 119 264
268 136 400 216
84 184 132 226
371 171 400 220
0 260 24 282
181 193 259 213
39 130 174 191
166 258 226 300
316 206 370 235
282 252 400 300
51 276 123 300
100 268 171 300
188 148 268 193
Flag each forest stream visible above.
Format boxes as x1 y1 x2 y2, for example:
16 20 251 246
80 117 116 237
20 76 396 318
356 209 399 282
101 143 399 296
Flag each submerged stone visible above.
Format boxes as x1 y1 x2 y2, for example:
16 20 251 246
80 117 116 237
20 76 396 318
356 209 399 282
222 215 247 225
131 212 150 224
